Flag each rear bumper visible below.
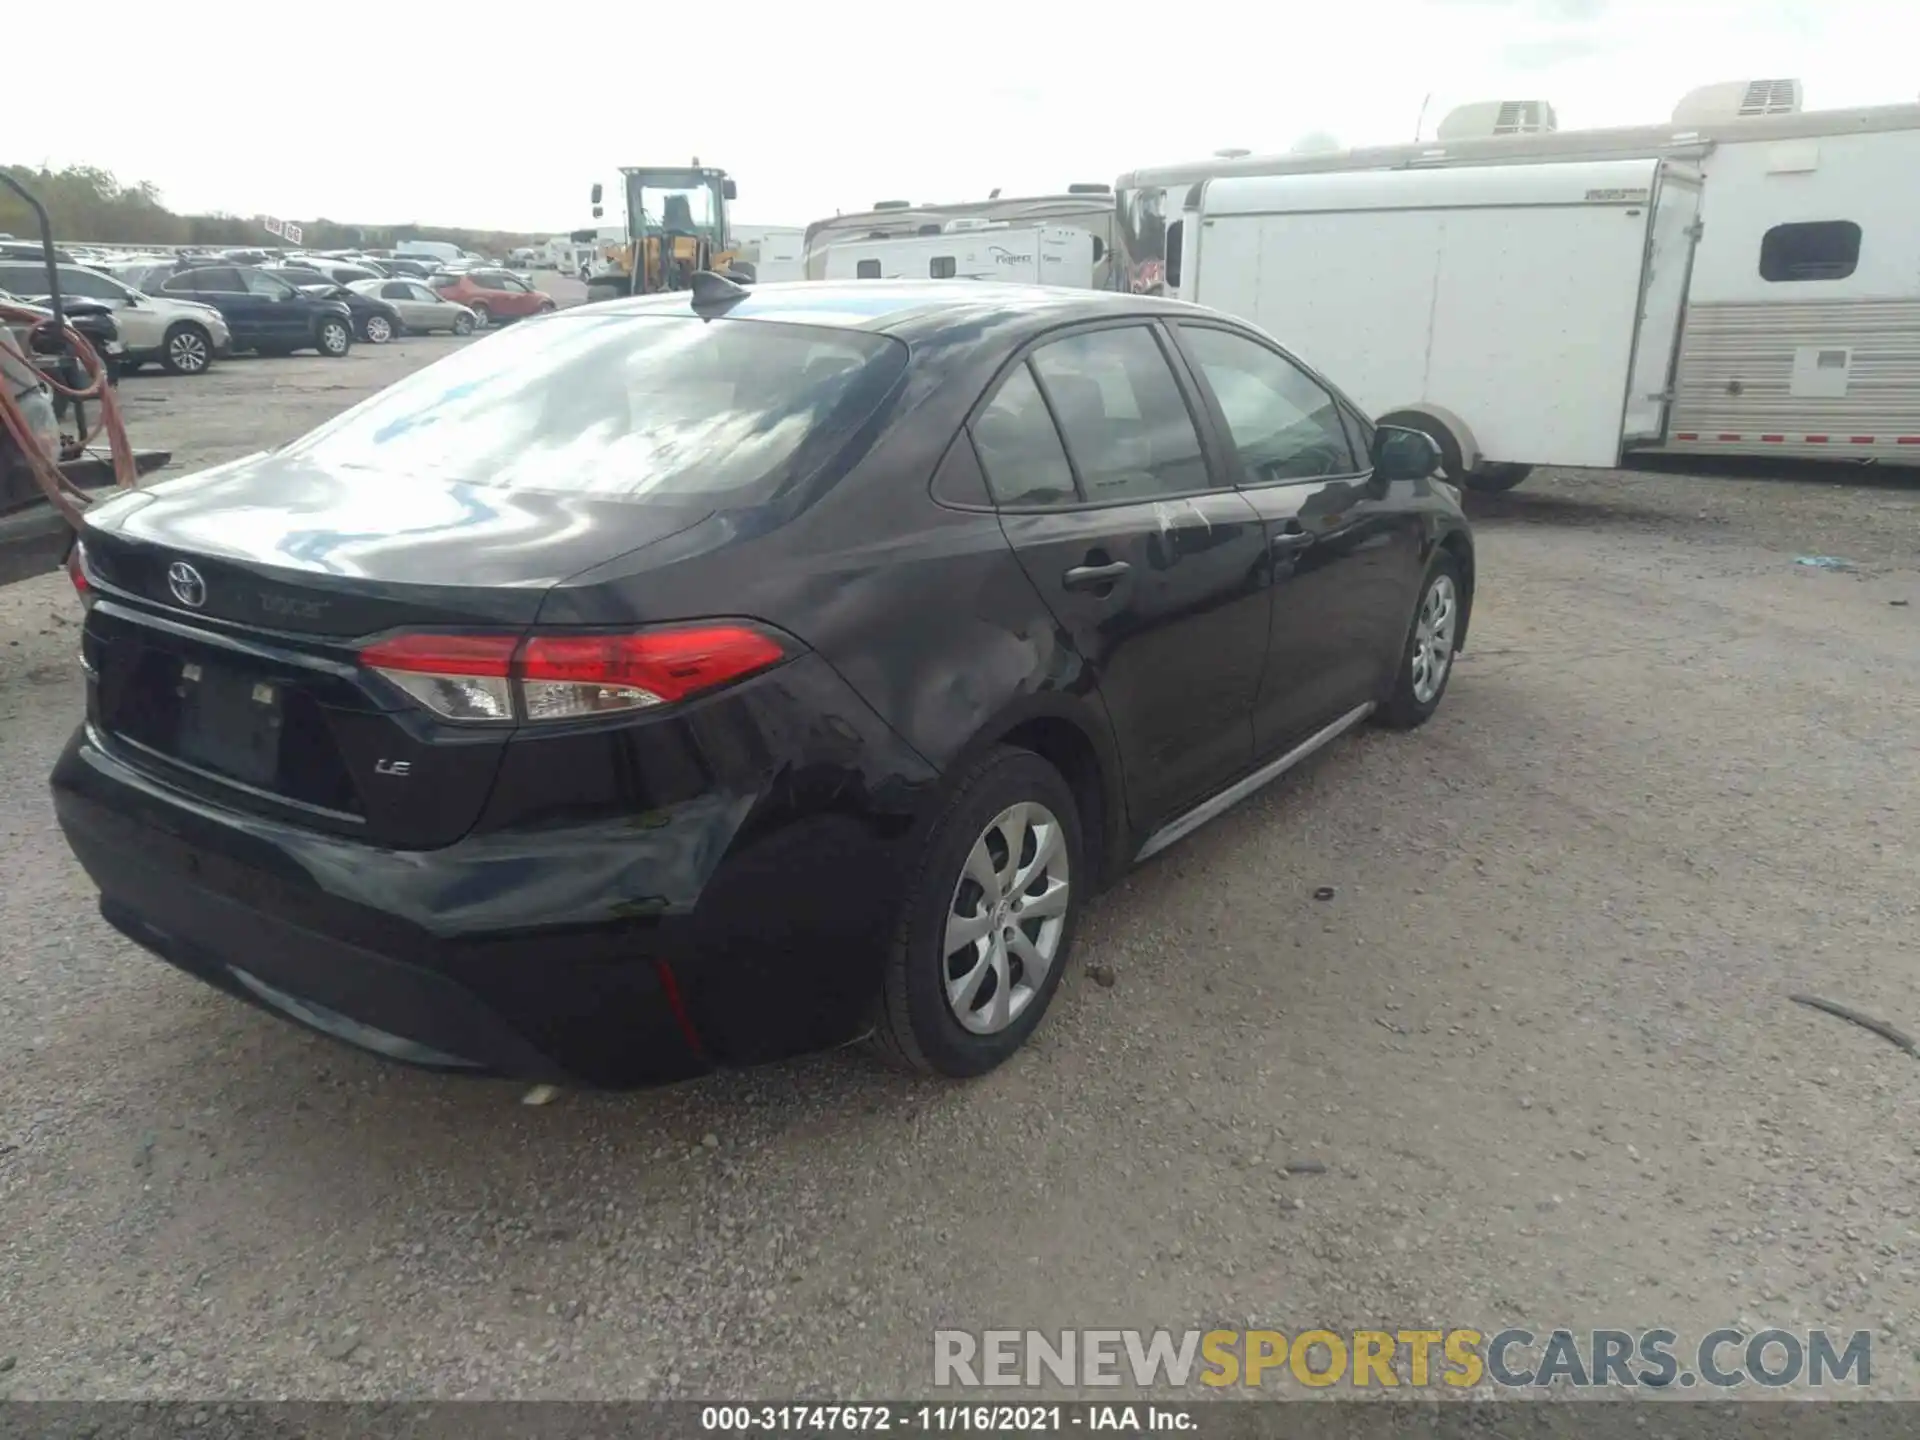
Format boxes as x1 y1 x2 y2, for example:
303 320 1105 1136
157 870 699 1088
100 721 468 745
50 655 939 1087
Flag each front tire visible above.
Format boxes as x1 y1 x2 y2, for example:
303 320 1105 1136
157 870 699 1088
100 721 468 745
161 323 212 376
1377 552 1464 731
362 314 395 344
452 312 475 336
873 747 1082 1078
316 319 351 357
470 303 491 329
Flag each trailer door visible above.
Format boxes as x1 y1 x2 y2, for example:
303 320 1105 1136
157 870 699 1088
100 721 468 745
1621 165 1704 442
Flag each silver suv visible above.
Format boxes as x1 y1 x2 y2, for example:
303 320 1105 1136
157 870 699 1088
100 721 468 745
0 261 231 375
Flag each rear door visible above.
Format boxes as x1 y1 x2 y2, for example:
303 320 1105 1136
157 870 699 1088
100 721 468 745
1168 321 1424 753
1620 164 1704 442
165 268 258 342
974 321 1269 830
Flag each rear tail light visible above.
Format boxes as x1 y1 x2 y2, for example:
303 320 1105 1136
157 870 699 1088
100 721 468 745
67 541 93 604
360 623 789 724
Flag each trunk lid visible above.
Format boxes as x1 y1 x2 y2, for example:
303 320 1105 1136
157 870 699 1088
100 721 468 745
77 451 712 849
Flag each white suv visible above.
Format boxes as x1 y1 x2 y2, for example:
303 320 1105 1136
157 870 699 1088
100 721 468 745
0 260 231 376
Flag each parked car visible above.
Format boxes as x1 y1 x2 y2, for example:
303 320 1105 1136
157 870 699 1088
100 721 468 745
431 268 554 326
157 266 353 357
49 281 1467 1088
376 257 436 280
0 293 125 386
265 267 403 343
347 278 477 335
0 261 230 375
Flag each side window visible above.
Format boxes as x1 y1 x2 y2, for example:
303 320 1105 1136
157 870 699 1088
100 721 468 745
1028 326 1210 501
0 263 35 293
1165 221 1185 289
381 282 412 300
1177 325 1358 481
1760 221 1860 282
241 269 292 298
855 259 882 279
929 256 957 279
969 363 1078 507
409 284 442 303
58 267 121 300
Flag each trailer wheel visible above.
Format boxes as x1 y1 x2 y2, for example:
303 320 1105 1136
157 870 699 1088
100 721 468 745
1377 411 1464 481
1462 463 1532 493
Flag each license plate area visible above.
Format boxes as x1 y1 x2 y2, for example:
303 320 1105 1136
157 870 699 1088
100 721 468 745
100 636 364 818
174 660 283 789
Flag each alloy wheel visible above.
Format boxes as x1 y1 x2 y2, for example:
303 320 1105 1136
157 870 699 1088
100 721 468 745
1410 572 1458 705
168 330 208 373
943 802 1071 1035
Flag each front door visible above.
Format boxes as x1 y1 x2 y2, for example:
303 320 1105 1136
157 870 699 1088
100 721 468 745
973 321 1269 830
241 270 309 344
1168 322 1424 754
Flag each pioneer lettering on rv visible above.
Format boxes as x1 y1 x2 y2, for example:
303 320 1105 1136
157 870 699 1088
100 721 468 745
987 246 1034 265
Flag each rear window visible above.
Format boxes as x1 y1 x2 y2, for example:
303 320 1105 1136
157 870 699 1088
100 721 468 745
281 313 908 503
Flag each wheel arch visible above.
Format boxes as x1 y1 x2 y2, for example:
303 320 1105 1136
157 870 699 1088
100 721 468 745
946 694 1129 891
1436 525 1475 653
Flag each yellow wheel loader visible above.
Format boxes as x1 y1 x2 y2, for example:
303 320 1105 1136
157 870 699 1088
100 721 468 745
580 163 754 302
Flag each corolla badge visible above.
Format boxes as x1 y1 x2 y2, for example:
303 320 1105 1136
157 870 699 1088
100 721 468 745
167 561 207 609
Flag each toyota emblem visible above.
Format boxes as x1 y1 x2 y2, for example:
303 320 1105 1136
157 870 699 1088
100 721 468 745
166 561 207 609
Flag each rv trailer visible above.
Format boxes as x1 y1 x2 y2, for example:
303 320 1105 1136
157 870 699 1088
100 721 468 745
804 189 1117 287
820 223 1097 287
1117 82 1920 472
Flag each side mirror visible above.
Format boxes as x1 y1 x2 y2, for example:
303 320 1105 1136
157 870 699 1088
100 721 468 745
722 179 738 201
1371 424 1442 482
590 183 603 205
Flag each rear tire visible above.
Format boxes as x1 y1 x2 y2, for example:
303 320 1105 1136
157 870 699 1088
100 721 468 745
1376 551 1464 731
873 746 1083 1078
362 313 395 344
160 323 212 376
452 312 475 336
470 303 491 329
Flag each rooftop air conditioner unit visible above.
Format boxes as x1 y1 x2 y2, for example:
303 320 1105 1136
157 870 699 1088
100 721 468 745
1672 78 1804 123
1435 99 1559 140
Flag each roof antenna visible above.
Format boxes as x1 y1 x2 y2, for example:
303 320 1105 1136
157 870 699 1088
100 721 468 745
689 269 750 314
1414 92 1434 142
989 187 1002 198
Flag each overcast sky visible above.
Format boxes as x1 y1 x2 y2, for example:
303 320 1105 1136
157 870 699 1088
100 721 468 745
13 0 1914 237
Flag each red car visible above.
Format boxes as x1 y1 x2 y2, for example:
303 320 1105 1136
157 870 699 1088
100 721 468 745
430 268 555 327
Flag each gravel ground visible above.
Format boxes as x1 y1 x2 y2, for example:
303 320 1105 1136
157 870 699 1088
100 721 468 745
2 326 1918 1401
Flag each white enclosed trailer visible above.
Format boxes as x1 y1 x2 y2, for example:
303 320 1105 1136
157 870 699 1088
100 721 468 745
1182 157 1702 483
1119 84 1920 470
820 224 1097 287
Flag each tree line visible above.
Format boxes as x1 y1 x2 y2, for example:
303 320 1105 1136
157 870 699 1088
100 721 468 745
1 163 543 255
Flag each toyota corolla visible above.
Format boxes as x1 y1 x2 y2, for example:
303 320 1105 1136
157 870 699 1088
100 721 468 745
51 279 1473 1087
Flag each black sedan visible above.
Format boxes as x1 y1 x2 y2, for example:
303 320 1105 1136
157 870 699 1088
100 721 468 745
50 280 1473 1088
263 267 403 344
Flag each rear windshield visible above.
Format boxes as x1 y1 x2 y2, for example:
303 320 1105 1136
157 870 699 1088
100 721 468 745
281 313 906 503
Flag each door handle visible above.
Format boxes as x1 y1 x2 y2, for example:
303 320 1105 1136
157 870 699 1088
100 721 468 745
1062 560 1131 591
1270 529 1315 553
